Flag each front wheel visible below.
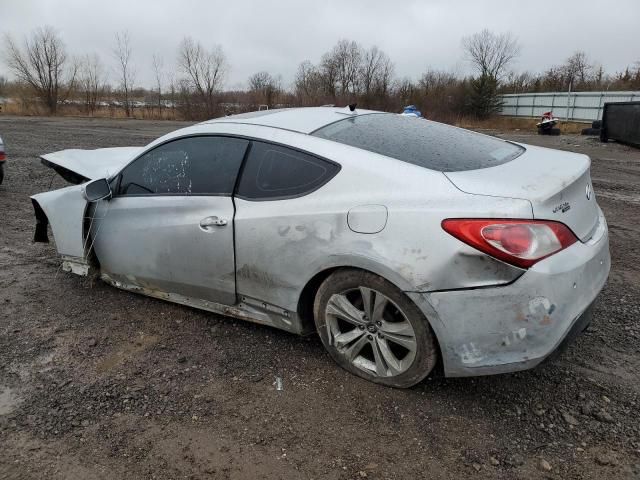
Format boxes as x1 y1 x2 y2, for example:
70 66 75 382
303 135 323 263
313 269 438 388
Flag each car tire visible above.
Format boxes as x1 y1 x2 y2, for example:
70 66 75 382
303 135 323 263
549 128 561 136
313 269 438 388
0 164 4 185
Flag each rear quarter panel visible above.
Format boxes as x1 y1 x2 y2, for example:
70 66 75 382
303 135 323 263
231 129 534 317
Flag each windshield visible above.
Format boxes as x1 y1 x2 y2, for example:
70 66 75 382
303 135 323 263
312 113 524 172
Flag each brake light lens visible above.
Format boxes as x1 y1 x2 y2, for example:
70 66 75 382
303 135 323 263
441 219 578 268
0 152 5 161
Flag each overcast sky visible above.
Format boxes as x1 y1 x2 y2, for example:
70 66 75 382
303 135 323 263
1 0 638 90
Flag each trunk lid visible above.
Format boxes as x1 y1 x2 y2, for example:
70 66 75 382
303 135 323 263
444 143 599 241
41 147 143 184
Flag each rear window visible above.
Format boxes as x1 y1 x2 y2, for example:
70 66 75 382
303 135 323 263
236 141 339 200
312 113 524 172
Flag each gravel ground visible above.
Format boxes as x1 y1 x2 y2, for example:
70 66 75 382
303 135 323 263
0 116 639 480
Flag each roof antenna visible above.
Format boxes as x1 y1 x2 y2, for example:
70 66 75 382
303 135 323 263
348 102 357 112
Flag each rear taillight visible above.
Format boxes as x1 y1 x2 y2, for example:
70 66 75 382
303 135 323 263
0 152 5 161
441 219 578 268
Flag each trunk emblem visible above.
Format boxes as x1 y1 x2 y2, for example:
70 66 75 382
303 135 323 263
585 183 593 200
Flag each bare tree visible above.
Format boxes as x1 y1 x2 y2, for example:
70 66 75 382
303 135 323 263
462 29 520 81
248 71 281 107
462 30 519 118
319 51 339 100
294 60 324 105
178 36 228 118
3 26 76 114
540 51 594 91
165 71 178 117
501 71 536 93
331 39 363 97
395 77 419 106
152 53 164 114
113 31 135 117
419 70 458 93
564 51 592 87
593 64 605 88
0 75 8 97
79 54 104 114
416 70 466 122
359 46 394 106
612 61 640 90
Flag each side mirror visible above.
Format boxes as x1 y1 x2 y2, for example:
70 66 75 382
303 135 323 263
83 178 112 202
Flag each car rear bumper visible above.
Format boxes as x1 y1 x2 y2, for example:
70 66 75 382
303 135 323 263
408 210 610 377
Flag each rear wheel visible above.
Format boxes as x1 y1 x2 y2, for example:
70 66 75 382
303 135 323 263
0 163 4 185
313 269 437 388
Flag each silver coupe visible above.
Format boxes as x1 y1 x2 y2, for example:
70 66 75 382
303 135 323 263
31 107 610 387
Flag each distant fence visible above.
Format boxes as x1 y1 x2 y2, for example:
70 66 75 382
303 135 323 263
499 91 640 123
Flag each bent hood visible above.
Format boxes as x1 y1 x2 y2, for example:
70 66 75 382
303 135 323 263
41 147 143 184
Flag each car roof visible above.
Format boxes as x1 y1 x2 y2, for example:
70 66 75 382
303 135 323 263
202 106 385 134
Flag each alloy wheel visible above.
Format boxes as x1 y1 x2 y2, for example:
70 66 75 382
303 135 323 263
324 287 417 378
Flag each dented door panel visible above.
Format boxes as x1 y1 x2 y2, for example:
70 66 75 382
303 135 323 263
233 190 531 317
91 195 237 305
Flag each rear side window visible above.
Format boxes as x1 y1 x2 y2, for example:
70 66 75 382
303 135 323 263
312 114 524 172
236 142 339 200
118 136 248 195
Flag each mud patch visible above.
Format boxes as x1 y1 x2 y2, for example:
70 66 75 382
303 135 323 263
0 386 22 415
96 333 159 373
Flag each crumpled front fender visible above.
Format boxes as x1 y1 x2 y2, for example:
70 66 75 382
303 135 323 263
31 184 90 274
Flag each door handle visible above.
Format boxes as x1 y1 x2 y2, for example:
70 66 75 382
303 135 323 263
199 216 228 228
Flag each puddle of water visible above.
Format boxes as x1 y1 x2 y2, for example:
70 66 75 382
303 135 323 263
0 386 22 415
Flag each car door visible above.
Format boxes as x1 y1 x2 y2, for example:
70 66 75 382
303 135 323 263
233 141 341 311
91 135 249 305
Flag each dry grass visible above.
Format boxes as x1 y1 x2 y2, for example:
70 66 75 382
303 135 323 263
457 115 588 134
2 101 48 116
0 102 182 121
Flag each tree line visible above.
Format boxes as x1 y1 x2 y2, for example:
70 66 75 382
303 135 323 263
2 26 640 122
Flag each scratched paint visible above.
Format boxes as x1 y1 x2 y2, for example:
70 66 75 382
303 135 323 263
459 343 484 365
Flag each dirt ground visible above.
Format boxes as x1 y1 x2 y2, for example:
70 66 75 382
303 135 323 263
0 116 639 480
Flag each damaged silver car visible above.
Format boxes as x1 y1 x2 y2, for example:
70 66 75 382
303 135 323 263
31 107 610 387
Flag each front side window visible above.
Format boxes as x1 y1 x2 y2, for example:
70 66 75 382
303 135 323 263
312 113 524 172
118 136 248 195
236 142 340 200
